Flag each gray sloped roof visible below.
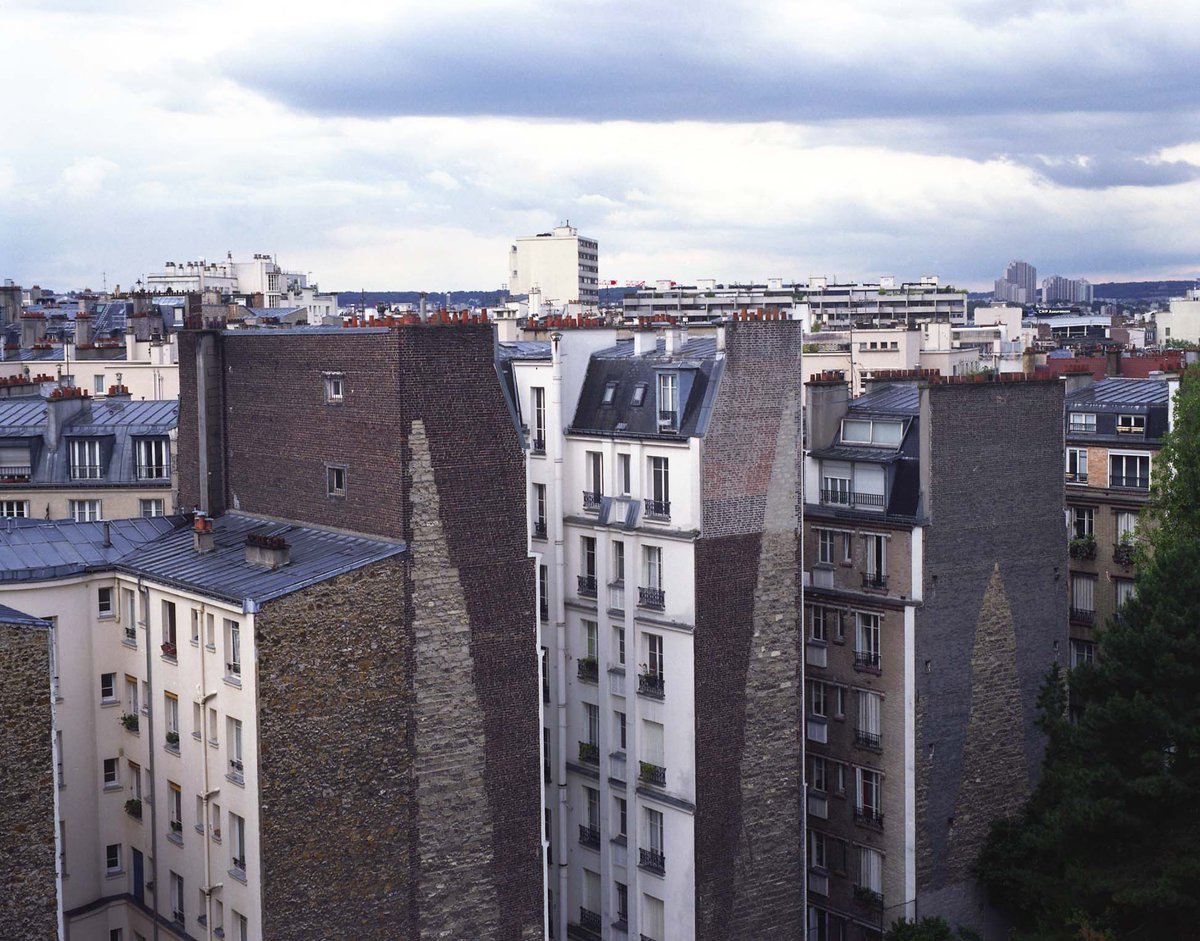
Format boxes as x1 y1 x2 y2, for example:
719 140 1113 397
0 516 181 582
1067 377 1169 409
850 383 920 416
0 602 50 627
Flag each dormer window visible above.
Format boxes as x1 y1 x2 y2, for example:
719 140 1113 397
0 444 32 481
840 419 903 447
602 382 618 406
631 384 647 407
136 439 170 480
323 372 345 405
1117 414 1145 435
657 373 678 430
1068 412 1096 433
70 439 103 480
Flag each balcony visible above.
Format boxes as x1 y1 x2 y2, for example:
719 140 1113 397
161 641 177 660
577 574 598 598
855 729 882 750
854 651 882 673
136 465 170 480
854 807 884 830
578 741 599 764
579 908 601 934
638 847 666 875
583 490 602 512
853 885 885 910
530 436 546 455
1070 607 1095 625
638 586 665 611
578 824 600 849
860 572 888 591
577 657 598 683
1111 475 1149 491
657 409 677 431
608 581 625 612
820 488 885 510
1113 542 1135 566
532 520 548 540
1065 471 1088 484
1069 536 1097 560
637 672 665 699
639 761 666 787
0 464 31 482
644 498 671 521
70 465 103 480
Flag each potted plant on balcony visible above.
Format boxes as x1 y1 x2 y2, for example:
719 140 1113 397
169 820 182 833
161 641 177 658
1113 531 1136 566
165 731 180 747
124 798 142 818
120 713 139 731
1069 534 1097 560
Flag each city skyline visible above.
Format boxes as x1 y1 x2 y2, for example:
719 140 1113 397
3 0 1198 291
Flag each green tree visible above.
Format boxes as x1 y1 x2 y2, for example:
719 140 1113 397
885 916 982 941
976 366 1200 940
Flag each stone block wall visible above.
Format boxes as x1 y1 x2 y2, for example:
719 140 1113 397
915 380 1068 935
0 618 57 939
693 321 804 940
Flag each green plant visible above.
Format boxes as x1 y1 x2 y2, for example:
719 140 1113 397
120 713 139 731
165 731 179 746
124 798 142 818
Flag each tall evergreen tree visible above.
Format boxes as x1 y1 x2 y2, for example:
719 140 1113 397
976 367 1200 940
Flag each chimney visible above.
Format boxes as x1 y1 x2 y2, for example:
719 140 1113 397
75 310 92 346
245 531 289 569
44 386 91 452
805 371 851 449
1061 370 1094 397
664 325 680 355
21 312 43 348
633 328 655 356
193 513 214 554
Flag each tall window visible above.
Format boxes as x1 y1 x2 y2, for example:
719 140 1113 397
135 439 169 479
584 703 599 747
164 692 179 746
531 387 546 450
162 601 177 655
532 483 547 538
809 830 827 870
855 612 881 669
858 847 883 894
581 537 596 580
168 782 182 830
809 681 827 718
614 626 625 665
583 620 598 660
125 675 138 715
645 807 664 856
1110 453 1150 490
1071 574 1096 617
225 619 241 679
1071 506 1094 539
584 786 599 830
617 454 631 495
643 545 662 590
231 813 246 873
648 456 670 517
538 564 549 621
856 690 882 748
817 529 835 565
656 373 678 429
642 894 665 941
810 606 828 643
170 871 185 923
1066 447 1088 483
611 540 625 585
864 534 886 583
614 797 627 837
585 451 603 501
615 881 628 926
646 634 664 678
1116 510 1138 542
228 718 244 781
70 439 102 479
856 768 882 823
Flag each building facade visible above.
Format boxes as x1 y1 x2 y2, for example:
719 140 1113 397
504 320 806 941
802 372 1068 939
993 261 1037 305
509 225 600 309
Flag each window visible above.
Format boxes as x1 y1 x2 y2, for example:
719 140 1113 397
168 782 182 831
810 830 827 870
1066 448 1089 483
103 757 119 787
323 372 345 404
1116 510 1138 542
583 620 597 660
0 500 28 517
615 881 628 926
193 701 202 739
602 381 618 406
585 451 603 502
538 565 549 621
645 807 664 855
70 439 103 479
190 609 200 645
611 540 625 585
230 813 246 873
643 544 662 590
858 846 883 894
615 710 626 750
809 681 827 718
642 894 665 941
233 911 248 941
642 719 665 772
821 468 851 505
225 619 241 679
581 536 596 581
817 529 835 565
615 796 628 838
809 755 827 793
123 588 136 627
106 843 122 874
1110 453 1150 490
856 768 882 823
135 438 169 479
810 606 828 643
162 601 177 652
98 586 114 617
140 499 165 518
614 626 625 665
631 383 647 407
648 456 670 517
617 454 631 495
1069 412 1096 433
228 718 244 780
1071 574 1096 618
327 464 347 497
56 730 64 786
125 674 138 715
584 786 599 830
833 685 846 719
857 690 882 748
128 761 141 800
164 692 179 743
1115 578 1136 608
863 533 886 586
584 703 599 747
1117 414 1146 435
840 418 903 447
70 499 102 522
855 612 881 669
646 633 664 679
531 387 546 450
170 871 184 923
94 375 107 394
532 483 547 538
842 532 853 563
1070 638 1096 667
656 373 678 428
1072 506 1094 539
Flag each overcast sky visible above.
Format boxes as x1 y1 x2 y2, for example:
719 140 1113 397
3 0 1198 292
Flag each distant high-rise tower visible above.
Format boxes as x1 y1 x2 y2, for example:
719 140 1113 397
994 260 1037 305
1041 276 1094 305
508 224 599 310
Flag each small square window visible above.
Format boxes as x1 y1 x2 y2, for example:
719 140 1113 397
140 499 165 518
323 373 345 404
327 465 347 497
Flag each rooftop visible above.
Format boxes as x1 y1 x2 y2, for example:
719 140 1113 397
850 384 921 416
1068 378 1170 410
0 601 50 628
0 516 180 582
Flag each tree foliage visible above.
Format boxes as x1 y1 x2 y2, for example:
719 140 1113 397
975 366 1200 940
885 916 982 941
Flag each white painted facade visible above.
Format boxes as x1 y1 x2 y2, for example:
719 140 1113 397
1158 289 1200 345
508 226 600 310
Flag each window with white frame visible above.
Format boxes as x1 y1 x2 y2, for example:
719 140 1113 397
232 910 248 941
840 418 903 447
615 710 626 750
821 465 851 505
135 438 169 479
817 529 835 565
1117 413 1146 435
70 499 102 522
656 373 678 428
162 600 177 651
855 612 881 669
225 619 241 679
809 830 827 870
532 483 547 537
612 539 625 585
1116 510 1138 542
0 500 28 517
602 381 618 406
230 813 246 873
642 719 664 771
809 755 827 793
326 464 347 497
1110 453 1150 490
1069 412 1096 433
100 672 116 702
1066 447 1089 483
858 846 883 894
856 767 882 823
1071 574 1095 616
140 499 165 518
164 692 179 742
644 807 664 856
642 894 665 941
323 372 345 404
614 625 625 665
98 586 113 617
648 456 670 517
94 374 106 394
124 674 138 715
585 451 603 500
615 881 628 925
642 545 663 607
646 633 664 679
531 387 546 449
809 681 828 718
70 439 103 479
614 796 627 837
228 717 244 780
168 781 182 830
863 533 885 583
1070 638 1096 667
584 786 599 831
1115 578 1136 608
105 843 122 874
617 453 631 495
810 606 828 643
1071 506 1094 539
583 868 600 915
170 871 184 923
856 690 882 748
582 619 597 661
103 757 119 787
584 703 599 747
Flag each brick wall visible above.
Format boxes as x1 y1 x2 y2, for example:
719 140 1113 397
694 321 804 940
0 619 57 938
915 380 1068 934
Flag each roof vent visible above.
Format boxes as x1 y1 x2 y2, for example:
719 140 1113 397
245 530 290 569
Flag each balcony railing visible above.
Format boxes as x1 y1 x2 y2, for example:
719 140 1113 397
854 651 882 672
532 520 547 539
70 465 103 480
638 586 665 610
1070 607 1095 625
0 464 31 480
1069 537 1097 560
577 657 598 683
854 807 884 829
583 490 602 512
644 498 671 520
578 741 599 764
638 672 665 699
530 435 546 455
820 488 885 510
1111 475 1149 490
658 409 677 430
855 729 882 750
853 885 885 909
580 907 601 932
638 847 666 874
577 575 598 597
1065 471 1088 484
136 465 170 480
861 572 888 590
1113 542 1135 566
639 761 666 787
578 825 600 849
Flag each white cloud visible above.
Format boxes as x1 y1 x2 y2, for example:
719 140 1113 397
58 157 119 199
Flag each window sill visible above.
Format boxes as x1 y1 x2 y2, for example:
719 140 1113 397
223 675 242 689
228 867 247 885
122 638 137 650
226 772 245 788
208 738 219 749
164 744 180 756
195 823 205 835
192 731 202 741
190 638 200 647
105 869 124 880
100 698 120 708
166 831 184 847
98 613 115 621
103 783 122 792
160 655 178 665
205 643 216 653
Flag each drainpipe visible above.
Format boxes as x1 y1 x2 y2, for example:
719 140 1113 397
198 602 217 941
550 332 569 941
140 577 160 941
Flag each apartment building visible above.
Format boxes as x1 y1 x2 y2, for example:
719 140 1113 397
993 261 1037 305
509 225 600 309
803 371 1068 940
1064 376 1172 663
0 388 176 522
505 320 806 941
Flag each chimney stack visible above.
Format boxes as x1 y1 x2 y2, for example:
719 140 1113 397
193 513 214 554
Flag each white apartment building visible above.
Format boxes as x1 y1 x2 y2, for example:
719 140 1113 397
502 319 807 941
145 255 334 313
1158 287 1200 345
509 225 600 310
1 513 403 941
